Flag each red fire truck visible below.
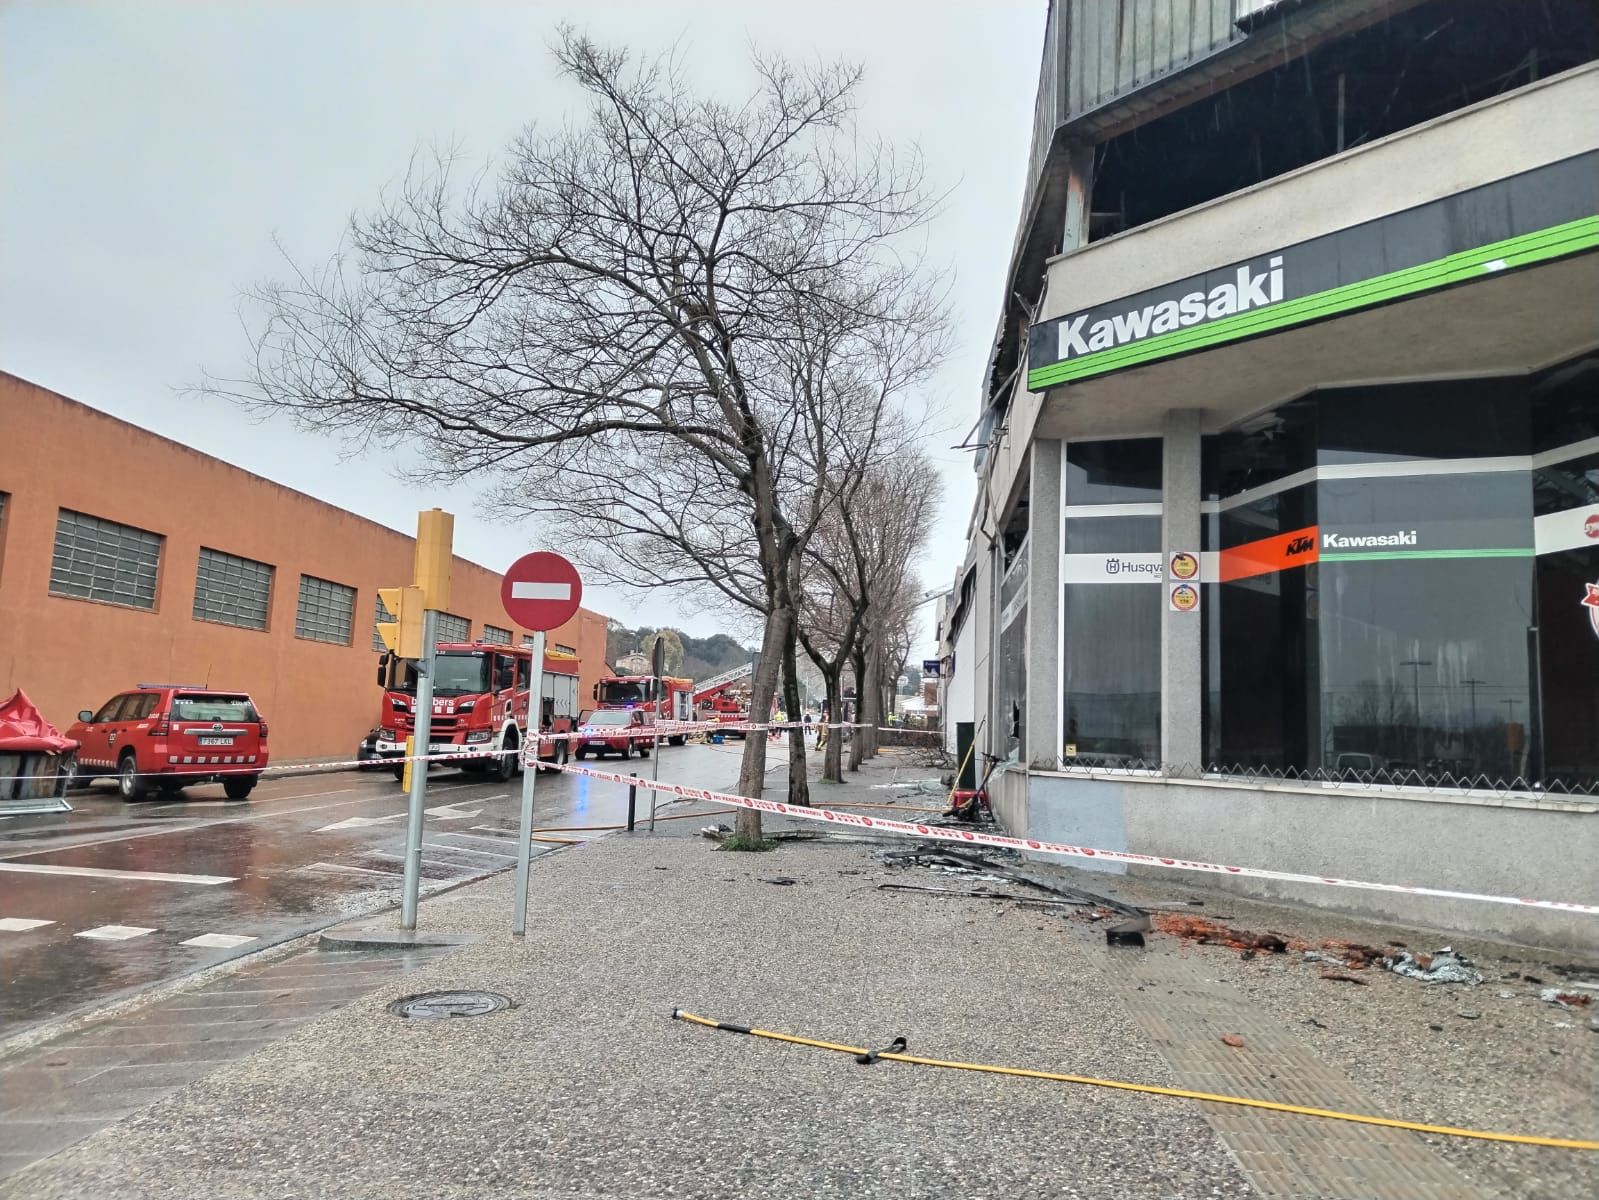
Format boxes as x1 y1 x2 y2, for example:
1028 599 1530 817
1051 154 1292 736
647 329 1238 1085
375 642 579 780
592 674 695 745
692 663 754 739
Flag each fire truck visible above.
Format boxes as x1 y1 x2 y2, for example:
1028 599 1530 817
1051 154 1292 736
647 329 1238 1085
692 662 755 738
374 642 579 780
592 674 695 745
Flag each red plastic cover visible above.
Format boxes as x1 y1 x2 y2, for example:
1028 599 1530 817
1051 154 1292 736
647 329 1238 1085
0 690 78 754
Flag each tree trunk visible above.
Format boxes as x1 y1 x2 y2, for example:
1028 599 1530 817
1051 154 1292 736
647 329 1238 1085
861 632 881 760
736 603 791 837
822 668 845 782
781 628 809 806
848 643 867 773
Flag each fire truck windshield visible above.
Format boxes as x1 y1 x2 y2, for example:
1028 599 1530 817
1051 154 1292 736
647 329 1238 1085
393 652 491 697
599 680 649 706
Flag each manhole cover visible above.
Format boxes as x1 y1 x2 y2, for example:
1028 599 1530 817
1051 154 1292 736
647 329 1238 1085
388 990 514 1020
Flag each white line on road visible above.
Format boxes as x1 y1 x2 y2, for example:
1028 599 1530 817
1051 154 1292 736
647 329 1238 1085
76 924 157 940
315 813 409 833
423 841 514 860
439 831 520 847
0 863 235 886
0 917 54 931
181 933 258 949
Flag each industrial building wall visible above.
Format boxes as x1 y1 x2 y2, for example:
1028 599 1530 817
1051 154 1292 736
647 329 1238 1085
0 373 608 761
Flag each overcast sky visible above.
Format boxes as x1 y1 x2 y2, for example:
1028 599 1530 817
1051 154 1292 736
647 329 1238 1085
1 1 1041 654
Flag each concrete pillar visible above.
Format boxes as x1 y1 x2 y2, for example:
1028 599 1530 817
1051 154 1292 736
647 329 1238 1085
1025 439 1063 768
1161 410 1203 769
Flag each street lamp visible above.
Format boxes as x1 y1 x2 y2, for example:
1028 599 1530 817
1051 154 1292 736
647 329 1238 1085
1400 659 1433 767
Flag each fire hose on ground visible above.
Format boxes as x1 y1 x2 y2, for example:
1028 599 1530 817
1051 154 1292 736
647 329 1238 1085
669 1010 1599 1152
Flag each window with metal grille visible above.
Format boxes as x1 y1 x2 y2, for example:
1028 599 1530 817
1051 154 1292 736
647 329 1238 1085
49 509 162 609
435 612 469 643
371 594 394 652
295 574 356 644
192 548 273 630
481 623 512 645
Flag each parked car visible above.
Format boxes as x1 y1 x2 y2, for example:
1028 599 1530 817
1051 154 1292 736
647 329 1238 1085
66 684 269 801
571 708 654 760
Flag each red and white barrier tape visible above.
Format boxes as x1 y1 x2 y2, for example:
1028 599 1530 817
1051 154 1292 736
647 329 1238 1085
8 721 868 783
535 758 1599 916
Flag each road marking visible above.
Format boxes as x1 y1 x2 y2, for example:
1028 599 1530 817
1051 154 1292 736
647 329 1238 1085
76 924 157 940
423 803 482 820
292 860 399 877
0 863 235 885
0 917 54 931
180 933 258 949
423 841 514 860
440 831 519 846
315 813 408 833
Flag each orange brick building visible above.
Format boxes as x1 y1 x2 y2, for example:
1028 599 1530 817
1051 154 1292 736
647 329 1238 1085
0 373 608 761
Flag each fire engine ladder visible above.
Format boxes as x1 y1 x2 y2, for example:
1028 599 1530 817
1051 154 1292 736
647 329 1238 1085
691 662 754 705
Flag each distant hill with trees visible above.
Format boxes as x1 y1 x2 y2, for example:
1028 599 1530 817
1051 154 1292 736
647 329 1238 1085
606 622 753 683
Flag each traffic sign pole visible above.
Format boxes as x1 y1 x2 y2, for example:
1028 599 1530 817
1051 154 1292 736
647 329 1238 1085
512 629 545 938
400 606 438 932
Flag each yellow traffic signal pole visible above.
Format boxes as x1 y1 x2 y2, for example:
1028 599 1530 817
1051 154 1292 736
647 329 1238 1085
400 509 454 934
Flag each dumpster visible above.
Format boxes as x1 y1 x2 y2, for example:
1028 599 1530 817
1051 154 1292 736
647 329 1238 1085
0 690 76 816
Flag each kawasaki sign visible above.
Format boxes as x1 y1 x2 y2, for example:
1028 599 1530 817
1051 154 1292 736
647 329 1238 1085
1027 152 1599 391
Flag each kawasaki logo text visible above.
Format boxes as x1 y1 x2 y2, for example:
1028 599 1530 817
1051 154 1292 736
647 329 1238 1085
1322 530 1418 549
1057 257 1283 361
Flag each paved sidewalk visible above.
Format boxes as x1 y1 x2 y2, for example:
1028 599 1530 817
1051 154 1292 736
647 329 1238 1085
3 748 1595 1199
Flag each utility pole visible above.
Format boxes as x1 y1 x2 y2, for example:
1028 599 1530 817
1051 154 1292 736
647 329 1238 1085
1400 658 1432 768
648 635 664 832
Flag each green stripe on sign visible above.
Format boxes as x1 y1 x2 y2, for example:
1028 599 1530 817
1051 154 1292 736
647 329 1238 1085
1027 214 1599 390
1319 548 1535 563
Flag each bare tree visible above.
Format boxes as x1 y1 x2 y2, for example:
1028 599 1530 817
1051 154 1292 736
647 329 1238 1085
799 451 940 779
204 30 943 834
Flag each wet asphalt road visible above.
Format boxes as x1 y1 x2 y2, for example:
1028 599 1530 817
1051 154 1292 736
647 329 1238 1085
0 741 744 1040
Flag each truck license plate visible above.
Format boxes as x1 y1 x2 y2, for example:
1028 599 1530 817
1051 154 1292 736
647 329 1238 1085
199 736 234 746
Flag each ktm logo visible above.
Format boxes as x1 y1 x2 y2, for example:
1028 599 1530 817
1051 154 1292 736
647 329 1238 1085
1286 536 1315 555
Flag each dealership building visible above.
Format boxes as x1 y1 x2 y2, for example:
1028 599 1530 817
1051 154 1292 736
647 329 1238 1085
0 373 609 763
943 0 1599 947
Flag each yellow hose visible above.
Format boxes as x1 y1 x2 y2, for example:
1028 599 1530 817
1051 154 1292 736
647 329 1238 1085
670 1010 1599 1152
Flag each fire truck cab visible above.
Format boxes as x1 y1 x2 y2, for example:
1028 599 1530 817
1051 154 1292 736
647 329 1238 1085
592 675 694 746
375 642 579 780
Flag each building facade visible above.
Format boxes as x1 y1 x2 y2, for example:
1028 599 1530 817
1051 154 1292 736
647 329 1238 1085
947 0 1599 948
0 373 609 762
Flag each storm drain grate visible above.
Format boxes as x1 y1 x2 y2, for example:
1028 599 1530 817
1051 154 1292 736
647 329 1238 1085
388 990 514 1020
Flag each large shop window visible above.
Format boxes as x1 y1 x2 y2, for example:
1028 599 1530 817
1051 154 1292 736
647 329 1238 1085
996 544 1028 763
1317 473 1534 781
1063 439 1162 766
1203 356 1599 790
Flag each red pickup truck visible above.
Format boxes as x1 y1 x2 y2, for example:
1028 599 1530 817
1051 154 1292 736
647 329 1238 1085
571 708 654 760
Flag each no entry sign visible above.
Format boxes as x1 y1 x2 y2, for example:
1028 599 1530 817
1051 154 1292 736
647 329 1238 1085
500 552 582 632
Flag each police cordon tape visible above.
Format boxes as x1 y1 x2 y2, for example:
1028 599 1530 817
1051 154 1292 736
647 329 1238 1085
21 720 872 783
533 757 1599 916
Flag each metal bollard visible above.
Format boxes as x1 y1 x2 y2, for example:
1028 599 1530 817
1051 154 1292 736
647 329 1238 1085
627 772 638 832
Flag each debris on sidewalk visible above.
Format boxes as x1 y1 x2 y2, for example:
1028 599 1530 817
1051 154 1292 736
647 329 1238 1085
876 882 1090 907
1319 969 1369 985
1385 948 1485 986
700 823 732 841
1154 913 1291 954
1538 987 1594 1009
1220 1033 1245 1048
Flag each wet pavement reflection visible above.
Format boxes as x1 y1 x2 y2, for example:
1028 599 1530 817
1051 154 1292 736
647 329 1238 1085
0 744 735 1038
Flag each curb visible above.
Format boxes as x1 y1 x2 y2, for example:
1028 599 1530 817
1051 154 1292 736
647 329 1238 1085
318 929 482 952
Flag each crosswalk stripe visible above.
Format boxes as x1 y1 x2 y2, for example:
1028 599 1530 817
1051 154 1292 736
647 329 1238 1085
0 917 54 932
76 924 156 940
